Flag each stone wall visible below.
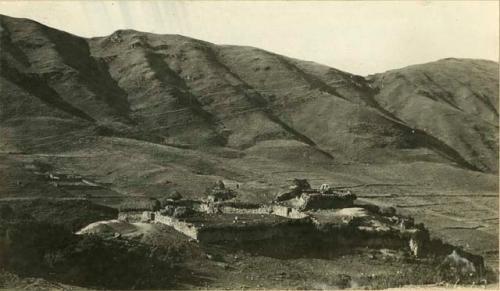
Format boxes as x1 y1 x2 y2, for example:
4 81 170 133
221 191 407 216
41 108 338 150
153 212 199 240
198 202 308 220
150 210 312 243
270 205 308 219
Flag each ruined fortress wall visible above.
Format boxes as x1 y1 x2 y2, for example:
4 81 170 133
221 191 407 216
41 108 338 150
151 206 312 243
219 205 270 215
202 203 308 219
153 212 198 240
147 207 418 257
198 202 271 215
150 212 419 257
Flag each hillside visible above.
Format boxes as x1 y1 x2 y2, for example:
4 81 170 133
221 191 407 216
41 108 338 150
1 14 497 174
370 58 499 172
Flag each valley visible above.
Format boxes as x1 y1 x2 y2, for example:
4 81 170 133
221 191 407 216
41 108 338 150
0 14 498 290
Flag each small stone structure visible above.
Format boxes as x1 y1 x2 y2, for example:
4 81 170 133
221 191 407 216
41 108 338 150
205 180 237 202
118 197 161 222
275 178 312 202
276 181 356 211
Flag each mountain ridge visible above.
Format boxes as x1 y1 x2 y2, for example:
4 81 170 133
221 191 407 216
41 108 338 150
0 14 498 174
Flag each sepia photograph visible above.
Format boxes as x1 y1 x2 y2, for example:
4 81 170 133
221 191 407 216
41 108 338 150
0 1 498 290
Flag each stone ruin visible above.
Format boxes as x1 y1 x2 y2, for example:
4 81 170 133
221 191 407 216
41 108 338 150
275 178 356 211
115 178 485 280
204 180 237 202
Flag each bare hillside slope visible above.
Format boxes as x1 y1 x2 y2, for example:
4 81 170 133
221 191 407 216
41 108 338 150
1 15 497 174
369 59 498 172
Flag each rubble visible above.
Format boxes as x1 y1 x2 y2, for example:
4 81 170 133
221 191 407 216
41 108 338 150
275 178 312 201
205 180 237 202
276 180 356 211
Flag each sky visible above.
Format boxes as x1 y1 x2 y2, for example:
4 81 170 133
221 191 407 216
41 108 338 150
0 1 498 75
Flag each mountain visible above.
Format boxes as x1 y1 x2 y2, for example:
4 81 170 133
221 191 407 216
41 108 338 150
0 14 498 200
1 15 498 172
